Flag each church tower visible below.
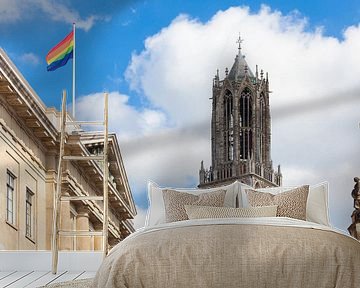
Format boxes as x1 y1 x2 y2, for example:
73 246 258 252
199 37 282 188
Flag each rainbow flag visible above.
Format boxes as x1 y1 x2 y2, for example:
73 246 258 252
46 31 74 71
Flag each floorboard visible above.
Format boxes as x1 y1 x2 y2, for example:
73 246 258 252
75 271 96 280
24 271 67 288
0 271 32 287
7 271 50 288
0 271 16 281
0 251 100 287
48 271 84 284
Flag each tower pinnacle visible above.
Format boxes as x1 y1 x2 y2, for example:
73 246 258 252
228 34 254 80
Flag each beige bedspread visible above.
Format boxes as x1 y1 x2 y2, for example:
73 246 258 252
92 219 360 288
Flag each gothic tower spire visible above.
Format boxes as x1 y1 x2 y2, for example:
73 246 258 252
199 36 282 188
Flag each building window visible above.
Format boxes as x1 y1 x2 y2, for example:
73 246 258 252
224 90 234 161
240 88 252 127
6 171 16 225
26 188 34 238
239 88 253 160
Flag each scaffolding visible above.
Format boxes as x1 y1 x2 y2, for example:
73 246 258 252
51 91 109 274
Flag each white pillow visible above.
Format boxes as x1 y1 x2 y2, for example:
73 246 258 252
145 181 240 227
184 205 278 219
239 182 330 226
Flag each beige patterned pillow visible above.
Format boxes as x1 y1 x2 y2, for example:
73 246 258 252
162 189 226 223
246 185 309 220
184 205 278 219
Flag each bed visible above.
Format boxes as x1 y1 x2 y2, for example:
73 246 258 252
92 181 360 288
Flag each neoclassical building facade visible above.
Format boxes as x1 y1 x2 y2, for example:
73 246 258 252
0 48 136 250
199 40 282 189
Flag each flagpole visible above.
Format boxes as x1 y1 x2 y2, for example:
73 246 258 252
72 22 76 119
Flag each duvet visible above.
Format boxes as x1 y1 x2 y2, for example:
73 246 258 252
92 218 360 288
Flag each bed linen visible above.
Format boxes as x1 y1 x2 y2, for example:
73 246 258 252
92 218 360 288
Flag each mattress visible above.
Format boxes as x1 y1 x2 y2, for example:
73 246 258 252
92 217 360 287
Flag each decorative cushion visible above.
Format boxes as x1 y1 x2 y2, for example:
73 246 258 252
162 189 226 223
184 205 278 219
145 181 240 227
239 182 331 226
245 185 310 220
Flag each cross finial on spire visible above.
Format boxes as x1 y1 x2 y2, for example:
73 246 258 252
236 33 244 54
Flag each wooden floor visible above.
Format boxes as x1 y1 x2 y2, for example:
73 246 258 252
0 251 102 287
0 270 95 287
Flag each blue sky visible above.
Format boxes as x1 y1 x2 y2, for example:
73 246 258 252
1 0 360 230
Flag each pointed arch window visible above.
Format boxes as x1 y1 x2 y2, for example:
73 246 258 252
240 88 252 127
224 90 234 161
259 93 265 131
239 88 252 160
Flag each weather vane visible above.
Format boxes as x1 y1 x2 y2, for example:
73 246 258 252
236 33 244 54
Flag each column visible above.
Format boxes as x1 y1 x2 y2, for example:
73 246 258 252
59 191 72 250
76 207 91 250
45 171 56 250
93 223 103 251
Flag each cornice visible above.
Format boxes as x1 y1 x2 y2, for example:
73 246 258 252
0 50 58 141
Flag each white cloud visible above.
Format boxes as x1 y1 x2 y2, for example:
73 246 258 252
0 0 105 30
76 90 208 186
121 20 132 27
121 123 209 195
140 109 167 134
33 0 103 31
123 5 360 232
78 5 360 232
126 6 360 124
0 0 22 23
76 91 209 203
75 91 168 141
19 52 40 65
